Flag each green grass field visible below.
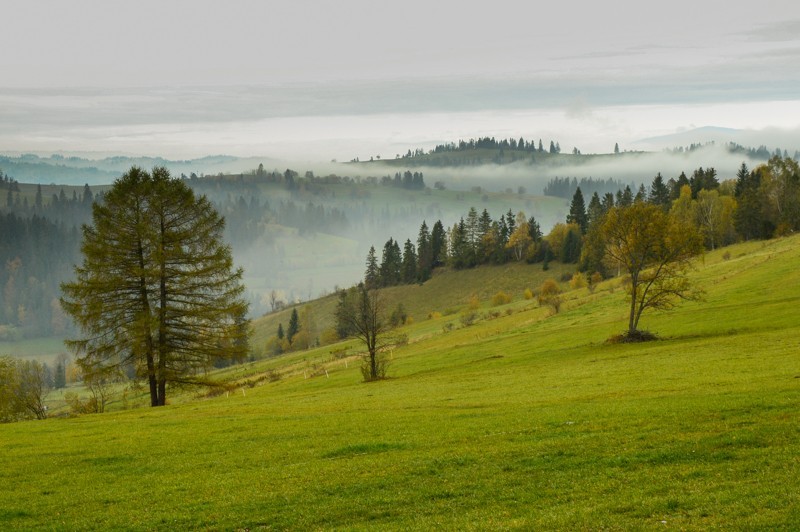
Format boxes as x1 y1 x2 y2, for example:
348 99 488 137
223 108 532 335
1 236 799 529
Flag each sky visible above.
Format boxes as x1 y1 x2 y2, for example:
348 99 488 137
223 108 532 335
1 0 800 162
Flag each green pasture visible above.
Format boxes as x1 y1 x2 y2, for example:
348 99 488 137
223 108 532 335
1 236 799 529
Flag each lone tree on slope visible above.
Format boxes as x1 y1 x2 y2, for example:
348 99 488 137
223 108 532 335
600 202 704 340
335 283 391 381
61 166 249 407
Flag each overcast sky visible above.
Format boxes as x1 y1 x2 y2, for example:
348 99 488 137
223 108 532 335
2 0 799 161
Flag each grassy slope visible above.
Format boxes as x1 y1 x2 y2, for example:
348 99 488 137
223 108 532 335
250 260 576 353
2 237 800 529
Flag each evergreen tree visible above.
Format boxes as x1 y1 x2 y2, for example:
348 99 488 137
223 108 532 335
379 238 402 286
527 215 542 242
566 187 588 233
364 246 379 288
83 184 93 206
430 220 447 268
634 184 647 203
416 221 432 282
648 172 671 209
465 207 480 252
34 184 43 210
401 239 417 284
277 323 284 340
671 172 690 200
586 192 604 228
619 186 634 207
560 228 582 263
287 308 300 344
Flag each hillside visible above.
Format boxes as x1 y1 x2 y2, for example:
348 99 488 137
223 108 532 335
1 236 800 528
250 260 577 356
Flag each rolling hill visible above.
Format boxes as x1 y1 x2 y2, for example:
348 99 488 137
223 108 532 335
1 234 799 528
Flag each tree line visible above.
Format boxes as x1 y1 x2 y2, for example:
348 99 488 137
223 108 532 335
401 136 564 158
543 176 632 199
361 156 800 291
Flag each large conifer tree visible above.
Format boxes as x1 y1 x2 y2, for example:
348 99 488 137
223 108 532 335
61 167 248 407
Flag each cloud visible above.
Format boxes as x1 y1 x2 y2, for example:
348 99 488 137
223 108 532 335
745 19 800 43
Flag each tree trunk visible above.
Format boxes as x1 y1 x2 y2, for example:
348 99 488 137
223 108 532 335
628 279 638 334
157 378 166 406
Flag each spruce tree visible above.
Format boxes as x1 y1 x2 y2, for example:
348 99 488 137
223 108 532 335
648 173 671 209
401 239 417 284
364 246 379 288
566 187 588 233
287 309 300 344
416 221 432 282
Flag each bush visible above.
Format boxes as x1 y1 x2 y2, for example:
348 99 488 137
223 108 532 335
428 311 442 320
523 288 534 300
491 291 512 306
265 336 283 357
460 310 478 327
320 327 340 346
569 272 587 290
467 295 481 311
64 392 98 415
538 278 562 314
588 272 603 293
390 303 408 327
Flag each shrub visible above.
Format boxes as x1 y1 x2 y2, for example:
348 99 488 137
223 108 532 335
320 327 340 346
428 311 442 320
390 303 408 327
588 272 603 293
460 310 478 327
64 392 98 415
538 278 562 314
265 336 283 357
569 272 587 290
491 291 512 306
467 295 480 311
523 288 534 300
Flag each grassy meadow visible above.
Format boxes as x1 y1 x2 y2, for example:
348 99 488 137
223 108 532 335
1 236 799 529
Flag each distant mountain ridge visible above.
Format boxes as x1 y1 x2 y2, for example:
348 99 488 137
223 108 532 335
0 154 279 185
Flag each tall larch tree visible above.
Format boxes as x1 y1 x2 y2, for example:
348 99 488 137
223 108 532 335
61 166 248 407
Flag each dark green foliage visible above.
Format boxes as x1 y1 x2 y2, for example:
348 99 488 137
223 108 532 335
430 220 447 268
401 239 417 284
416 221 432 282
671 172 690 200
364 246 379 288
690 167 719 198
648 173 671 209
379 238 402 286
277 323 284 340
560 229 582 263
287 309 300 344
527 215 542 242
566 187 588 234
